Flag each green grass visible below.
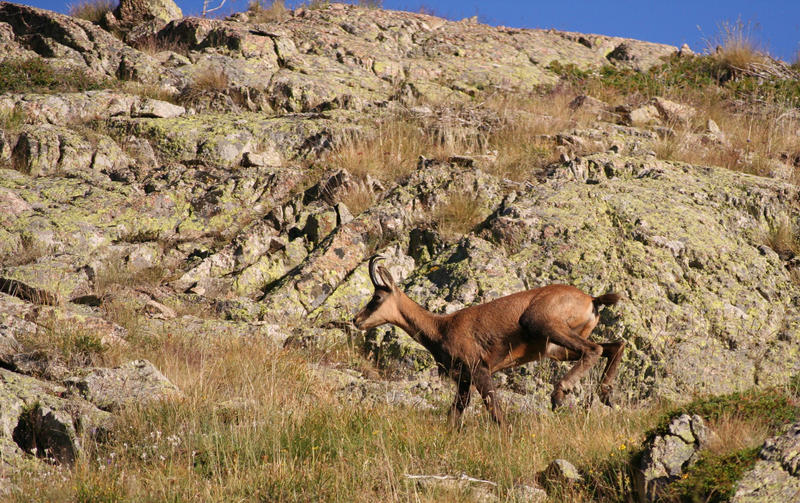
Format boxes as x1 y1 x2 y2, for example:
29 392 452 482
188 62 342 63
0 106 27 132
649 388 800 439
662 447 760 503
0 58 110 94
635 388 800 503
548 54 800 107
8 330 659 502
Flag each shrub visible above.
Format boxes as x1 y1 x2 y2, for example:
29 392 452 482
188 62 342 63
248 0 290 23
650 388 800 440
663 448 760 503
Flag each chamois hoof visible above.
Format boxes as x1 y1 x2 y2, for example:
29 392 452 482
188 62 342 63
598 385 614 406
550 387 566 410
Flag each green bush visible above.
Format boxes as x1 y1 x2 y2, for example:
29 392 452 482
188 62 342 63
663 448 760 503
649 388 800 439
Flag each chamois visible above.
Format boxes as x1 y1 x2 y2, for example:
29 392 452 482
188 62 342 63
353 256 624 428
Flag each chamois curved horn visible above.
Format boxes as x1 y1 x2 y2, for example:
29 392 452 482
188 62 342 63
368 255 385 288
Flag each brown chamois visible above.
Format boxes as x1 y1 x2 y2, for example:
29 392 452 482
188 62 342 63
353 256 625 428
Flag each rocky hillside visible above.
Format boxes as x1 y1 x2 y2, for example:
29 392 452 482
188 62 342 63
1 1 799 501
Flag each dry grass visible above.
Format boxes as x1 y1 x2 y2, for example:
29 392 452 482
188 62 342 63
178 67 230 107
433 193 487 239
93 255 168 297
705 412 770 456
68 0 115 24
0 235 51 267
765 215 799 259
650 100 800 182
339 182 377 216
328 118 435 182
118 81 178 103
330 89 594 186
479 90 594 180
248 0 290 23
710 19 767 77
131 34 190 57
8 320 661 502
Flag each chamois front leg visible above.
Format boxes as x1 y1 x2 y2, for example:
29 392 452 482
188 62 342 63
448 366 472 429
472 365 507 429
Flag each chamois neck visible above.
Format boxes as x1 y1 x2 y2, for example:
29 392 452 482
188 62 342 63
394 291 444 345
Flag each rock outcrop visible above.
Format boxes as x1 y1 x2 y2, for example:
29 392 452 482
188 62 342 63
64 359 181 411
0 1 798 490
635 414 709 502
733 422 800 503
0 367 111 466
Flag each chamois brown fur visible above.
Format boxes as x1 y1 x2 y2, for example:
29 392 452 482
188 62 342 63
354 256 624 428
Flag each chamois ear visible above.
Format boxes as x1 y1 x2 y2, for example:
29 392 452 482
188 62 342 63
376 265 396 290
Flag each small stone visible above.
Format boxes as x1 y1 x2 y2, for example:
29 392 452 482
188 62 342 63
616 103 660 126
651 97 697 124
569 94 608 114
144 299 177 319
706 119 721 134
242 149 282 167
679 43 693 56
543 458 583 485
336 202 354 226
131 99 185 119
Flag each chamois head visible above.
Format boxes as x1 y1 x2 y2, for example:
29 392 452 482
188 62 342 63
353 255 400 330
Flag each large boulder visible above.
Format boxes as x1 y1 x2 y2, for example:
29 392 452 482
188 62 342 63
0 3 162 83
114 0 182 27
732 422 800 503
480 150 800 401
0 368 111 466
634 414 709 502
64 359 181 411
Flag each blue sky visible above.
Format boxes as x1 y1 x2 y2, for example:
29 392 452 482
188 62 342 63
20 0 800 61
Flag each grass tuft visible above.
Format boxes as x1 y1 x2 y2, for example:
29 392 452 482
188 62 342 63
711 19 767 78
0 106 28 132
339 182 376 217
0 58 109 94
178 67 230 107
248 0 290 22
433 193 487 239
662 448 760 503
765 215 799 259
68 0 115 24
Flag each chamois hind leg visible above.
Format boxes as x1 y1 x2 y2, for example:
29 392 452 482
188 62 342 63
448 366 472 429
472 365 506 428
547 340 626 407
598 340 626 406
522 316 603 410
